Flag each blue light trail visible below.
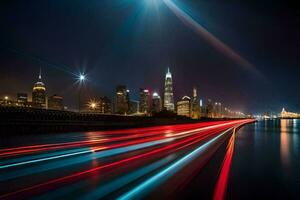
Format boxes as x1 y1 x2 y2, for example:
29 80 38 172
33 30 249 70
117 129 230 200
0 138 173 181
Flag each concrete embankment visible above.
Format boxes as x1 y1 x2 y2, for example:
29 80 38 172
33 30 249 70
0 107 252 134
0 107 198 134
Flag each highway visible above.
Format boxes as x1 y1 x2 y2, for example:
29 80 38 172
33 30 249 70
0 119 254 199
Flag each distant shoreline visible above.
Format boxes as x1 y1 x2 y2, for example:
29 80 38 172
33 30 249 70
279 118 300 119
278 117 300 119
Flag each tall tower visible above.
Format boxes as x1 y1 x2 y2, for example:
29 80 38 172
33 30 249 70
191 87 201 119
139 88 150 114
163 68 175 111
115 85 129 115
32 68 46 109
151 92 162 114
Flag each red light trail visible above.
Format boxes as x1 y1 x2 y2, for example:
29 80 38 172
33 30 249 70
213 128 236 200
0 119 254 199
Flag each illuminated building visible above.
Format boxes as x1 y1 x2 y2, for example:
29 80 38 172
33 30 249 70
213 102 222 118
191 87 201 119
199 99 205 117
129 100 139 114
126 89 130 113
281 108 300 118
48 94 64 110
32 69 46 109
177 96 191 117
17 93 28 104
151 92 162 114
0 96 13 106
163 68 175 111
115 85 129 114
100 96 112 114
139 88 150 114
206 99 213 118
16 93 32 107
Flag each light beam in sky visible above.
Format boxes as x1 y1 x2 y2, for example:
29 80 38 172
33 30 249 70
162 0 261 76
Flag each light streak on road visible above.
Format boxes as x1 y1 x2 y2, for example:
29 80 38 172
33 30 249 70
0 121 228 157
80 156 174 200
0 148 93 170
213 128 236 200
0 119 254 199
0 138 174 181
0 120 241 171
117 129 228 200
1 121 231 170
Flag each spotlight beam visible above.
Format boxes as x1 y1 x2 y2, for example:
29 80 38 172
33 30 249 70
163 0 261 76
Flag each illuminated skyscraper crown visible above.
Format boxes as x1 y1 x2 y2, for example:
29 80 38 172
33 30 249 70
33 68 46 90
165 67 172 79
163 67 174 111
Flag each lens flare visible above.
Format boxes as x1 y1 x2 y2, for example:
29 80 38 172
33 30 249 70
163 0 261 76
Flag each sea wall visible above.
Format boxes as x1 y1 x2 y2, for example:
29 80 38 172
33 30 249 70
0 107 198 133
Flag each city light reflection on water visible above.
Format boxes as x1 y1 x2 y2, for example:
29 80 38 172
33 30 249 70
228 119 300 199
280 119 300 169
292 119 299 161
280 119 290 167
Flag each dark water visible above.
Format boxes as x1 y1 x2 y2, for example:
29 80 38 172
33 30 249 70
228 119 300 199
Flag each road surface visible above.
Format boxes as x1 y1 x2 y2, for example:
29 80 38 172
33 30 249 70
0 119 254 199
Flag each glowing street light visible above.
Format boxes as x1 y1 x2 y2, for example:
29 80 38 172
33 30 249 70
79 74 85 82
88 100 98 111
87 99 100 113
91 103 96 109
4 96 8 100
77 73 87 112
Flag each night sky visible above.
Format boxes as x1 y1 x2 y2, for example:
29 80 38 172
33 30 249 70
0 0 299 113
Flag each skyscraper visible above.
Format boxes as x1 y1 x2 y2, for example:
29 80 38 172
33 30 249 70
139 88 150 114
191 87 201 119
206 99 213 118
151 92 162 114
200 99 205 117
126 89 130 113
17 93 28 107
32 69 46 109
177 96 191 117
213 102 222 118
163 68 175 111
128 100 139 114
115 85 129 115
48 94 64 110
100 96 112 114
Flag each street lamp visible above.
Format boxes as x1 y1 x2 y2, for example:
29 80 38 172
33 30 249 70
88 100 98 111
91 103 96 109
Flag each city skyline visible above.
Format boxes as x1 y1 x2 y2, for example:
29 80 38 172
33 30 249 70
0 1 300 113
0 66 250 117
0 65 298 116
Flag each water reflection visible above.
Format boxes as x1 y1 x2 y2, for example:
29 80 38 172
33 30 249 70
280 119 291 167
228 119 300 199
293 133 299 158
292 120 299 159
293 119 298 132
